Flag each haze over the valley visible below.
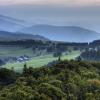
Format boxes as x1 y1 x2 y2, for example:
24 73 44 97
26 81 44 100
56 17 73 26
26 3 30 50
0 0 100 42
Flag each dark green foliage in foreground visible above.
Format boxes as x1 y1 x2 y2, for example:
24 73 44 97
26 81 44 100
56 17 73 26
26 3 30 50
0 68 17 85
0 60 100 100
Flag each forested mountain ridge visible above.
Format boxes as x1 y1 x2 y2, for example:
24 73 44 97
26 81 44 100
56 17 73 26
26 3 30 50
0 31 48 41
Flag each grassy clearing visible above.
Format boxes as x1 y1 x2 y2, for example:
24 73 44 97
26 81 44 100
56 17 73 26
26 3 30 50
0 45 33 57
3 51 81 72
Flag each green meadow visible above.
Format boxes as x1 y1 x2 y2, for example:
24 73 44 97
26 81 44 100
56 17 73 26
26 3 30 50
3 51 81 72
0 45 33 57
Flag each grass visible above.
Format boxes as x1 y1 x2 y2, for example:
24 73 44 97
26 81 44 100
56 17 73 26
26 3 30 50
3 51 81 72
0 45 33 57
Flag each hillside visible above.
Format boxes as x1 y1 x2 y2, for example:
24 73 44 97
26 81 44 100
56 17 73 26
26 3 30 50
20 24 100 42
0 14 100 43
0 15 25 32
0 31 48 41
0 60 100 99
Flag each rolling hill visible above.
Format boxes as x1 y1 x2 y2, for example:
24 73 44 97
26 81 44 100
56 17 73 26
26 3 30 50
0 15 25 32
20 24 100 42
0 14 100 42
0 31 48 41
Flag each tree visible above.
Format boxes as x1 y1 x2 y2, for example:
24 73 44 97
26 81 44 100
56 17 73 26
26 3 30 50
77 56 82 62
53 51 62 58
58 56 61 62
0 68 16 84
23 63 28 75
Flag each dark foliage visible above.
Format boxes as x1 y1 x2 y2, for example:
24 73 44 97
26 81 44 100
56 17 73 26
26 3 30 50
0 60 100 100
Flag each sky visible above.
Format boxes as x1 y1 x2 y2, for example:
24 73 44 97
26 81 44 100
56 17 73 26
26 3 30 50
0 0 100 32
0 0 100 6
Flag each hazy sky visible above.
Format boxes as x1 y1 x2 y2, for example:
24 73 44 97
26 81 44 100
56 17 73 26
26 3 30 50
0 0 100 6
0 0 100 32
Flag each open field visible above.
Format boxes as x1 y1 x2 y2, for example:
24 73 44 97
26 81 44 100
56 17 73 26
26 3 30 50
3 51 81 72
0 45 33 57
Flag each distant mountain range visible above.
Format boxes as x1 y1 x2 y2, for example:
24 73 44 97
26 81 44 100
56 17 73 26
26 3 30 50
0 15 26 32
20 24 100 42
0 14 100 42
0 31 48 41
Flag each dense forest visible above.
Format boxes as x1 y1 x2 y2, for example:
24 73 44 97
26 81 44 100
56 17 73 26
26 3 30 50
80 49 100 61
0 59 100 100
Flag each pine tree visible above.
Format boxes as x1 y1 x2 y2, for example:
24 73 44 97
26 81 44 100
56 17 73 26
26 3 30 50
23 63 27 74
